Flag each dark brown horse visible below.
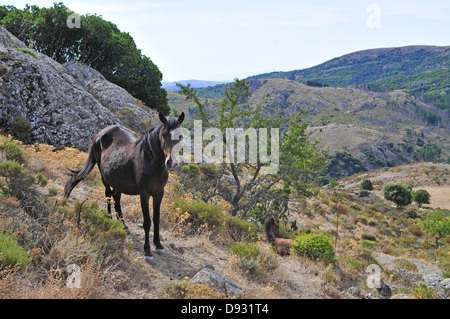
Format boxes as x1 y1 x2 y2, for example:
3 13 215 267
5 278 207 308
64 112 185 265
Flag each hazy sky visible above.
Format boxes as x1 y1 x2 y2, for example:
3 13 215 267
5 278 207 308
5 0 450 81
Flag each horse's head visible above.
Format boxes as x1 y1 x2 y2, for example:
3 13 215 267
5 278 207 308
158 112 185 169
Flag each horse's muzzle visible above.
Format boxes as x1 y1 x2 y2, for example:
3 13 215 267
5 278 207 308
166 158 178 169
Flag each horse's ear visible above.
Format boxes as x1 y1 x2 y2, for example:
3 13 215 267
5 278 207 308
159 112 167 124
178 112 185 124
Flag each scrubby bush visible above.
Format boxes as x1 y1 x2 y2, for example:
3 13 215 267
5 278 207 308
13 116 32 142
171 199 257 242
0 136 24 163
228 242 279 276
76 201 126 251
0 227 32 269
290 232 335 262
361 233 376 241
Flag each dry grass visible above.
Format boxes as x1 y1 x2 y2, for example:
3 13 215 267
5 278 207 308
0 261 115 299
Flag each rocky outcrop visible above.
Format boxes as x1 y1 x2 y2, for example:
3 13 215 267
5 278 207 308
191 265 245 298
0 26 158 150
63 61 158 133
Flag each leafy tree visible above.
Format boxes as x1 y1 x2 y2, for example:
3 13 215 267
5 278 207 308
360 179 373 191
412 189 431 208
421 210 450 260
0 3 168 114
382 182 412 208
177 79 327 221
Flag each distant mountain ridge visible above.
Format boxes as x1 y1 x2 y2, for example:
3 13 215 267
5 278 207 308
162 79 230 91
248 45 450 86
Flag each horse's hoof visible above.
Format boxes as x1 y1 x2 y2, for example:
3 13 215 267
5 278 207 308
155 248 166 256
144 256 154 265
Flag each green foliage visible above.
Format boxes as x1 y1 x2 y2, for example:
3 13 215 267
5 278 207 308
36 172 48 186
0 137 24 163
13 116 32 142
73 201 127 254
326 151 366 181
421 210 450 250
1 3 168 114
418 143 441 161
0 227 32 269
290 232 335 262
382 182 412 208
413 282 437 299
228 242 279 275
412 189 431 207
177 79 327 218
360 179 373 191
171 199 257 242
14 47 37 58
361 233 376 241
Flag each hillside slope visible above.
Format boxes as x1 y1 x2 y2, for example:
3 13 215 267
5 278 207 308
1 135 449 299
168 78 449 178
248 45 450 86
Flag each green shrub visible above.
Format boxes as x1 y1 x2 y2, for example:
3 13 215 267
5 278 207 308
362 240 376 248
0 160 45 218
413 283 436 299
71 201 127 255
228 242 279 275
13 116 32 142
290 232 335 262
361 233 376 241
0 137 24 163
171 199 257 241
360 179 373 191
48 186 58 196
36 172 48 186
0 227 32 269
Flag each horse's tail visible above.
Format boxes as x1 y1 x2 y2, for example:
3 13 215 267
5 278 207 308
64 144 97 198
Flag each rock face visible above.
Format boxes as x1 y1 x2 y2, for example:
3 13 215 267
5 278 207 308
63 61 157 133
0 26 158 150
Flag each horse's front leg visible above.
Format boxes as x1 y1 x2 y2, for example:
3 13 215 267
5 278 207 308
152 191 165 255
140 192 154 265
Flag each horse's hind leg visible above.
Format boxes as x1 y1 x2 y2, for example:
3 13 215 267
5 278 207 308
112 190 128 231
102 178 113 216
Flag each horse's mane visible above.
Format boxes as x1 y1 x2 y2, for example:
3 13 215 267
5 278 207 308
137 116 180 159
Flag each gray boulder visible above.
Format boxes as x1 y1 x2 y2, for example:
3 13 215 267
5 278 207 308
63 61 158 133
191 266 245 298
